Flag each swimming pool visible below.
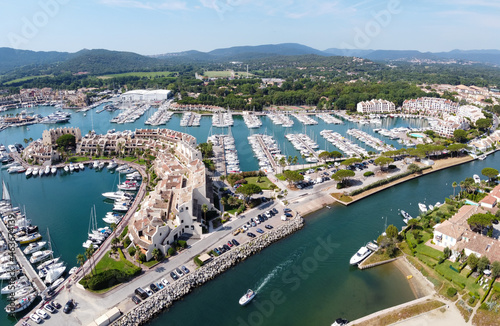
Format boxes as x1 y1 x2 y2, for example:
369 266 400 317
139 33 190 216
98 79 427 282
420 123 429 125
464 199 479 206
410 133 425 138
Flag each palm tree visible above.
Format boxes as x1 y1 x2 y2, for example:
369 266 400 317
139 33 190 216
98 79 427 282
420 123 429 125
201 204 208 224
292 156 298 166
452 181 457 198
111 237 120 252
76 254 85 268
152 248 162 262
85 244 96 276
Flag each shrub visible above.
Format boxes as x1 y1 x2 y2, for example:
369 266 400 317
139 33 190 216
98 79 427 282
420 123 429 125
138 253 146 263
194 255 203 267
120 226 129 239
123 237 131 248
447 287 457 297
168 247 176 256
363 171 374 177
128 246 136 257
178 240 187 249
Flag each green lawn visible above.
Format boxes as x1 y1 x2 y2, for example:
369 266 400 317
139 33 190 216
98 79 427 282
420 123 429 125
93 250 139 275
142 259 159 268
203 70 252 78
68 156 89 162
4 75 53 85
415 242 443 260
245 176 275 190
98 71 174 79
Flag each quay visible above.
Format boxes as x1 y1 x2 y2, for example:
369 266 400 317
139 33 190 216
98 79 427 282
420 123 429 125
254 134 279 172
291 133 320 160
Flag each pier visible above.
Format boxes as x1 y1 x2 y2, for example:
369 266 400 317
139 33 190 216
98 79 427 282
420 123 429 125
254 134 279 172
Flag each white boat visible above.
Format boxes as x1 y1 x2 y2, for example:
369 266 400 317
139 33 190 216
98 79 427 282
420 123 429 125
349 246 371 265
45 265 66 284
5 293 37 313
0 262 20 273
29 250 53 264
25 168 33 177
17 232 42 244
44 166 50 175
63 165 69 172
93 161 99 169
102 191 132 200
39 262 64 278
331 318 350 326
79 163 85 170
51 277 64 289
23 241 47 255
12 286 36 300
51 167 57 174
107 161 118 169
400 210 412 221
1 276 29 294
68 266 78 275
69 163 74 172
473 174 481 184
478 154 487 160
36 257 60 270
103 214 122 224
97 161 105 169
239 289 256 306
33 168 39 176
418 203 427 213
0 270 20 280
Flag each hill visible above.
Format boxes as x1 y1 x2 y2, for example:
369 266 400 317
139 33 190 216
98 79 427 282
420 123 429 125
0 48 70 74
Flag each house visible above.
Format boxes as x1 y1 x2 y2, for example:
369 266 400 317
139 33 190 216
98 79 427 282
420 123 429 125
479 195 497 209
433 205 479 248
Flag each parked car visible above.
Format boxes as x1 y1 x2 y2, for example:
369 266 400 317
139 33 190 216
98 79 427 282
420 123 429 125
131 295 141 304
63 299 75 314
161 278 170 287
181 265 190 274
223 244 231 251
213 248 221 255
256 228 264 234
150 283 159 293
250 221 257 227
146 288 154 296
265 225 273 230
43 304 56 314
227 241 233 247
247 232 256 238
170 271 179 280
232 239 240 246
175 268 184 277
272 208 278 214
51 300 62 309
135 287 149 300
30 313 42 324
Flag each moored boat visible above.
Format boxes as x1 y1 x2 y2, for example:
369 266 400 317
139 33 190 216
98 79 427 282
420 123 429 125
23 241 47 255
418 203 427 213
5 292 37 313
349 245 371 265
29 250 53 264
16 232 42 244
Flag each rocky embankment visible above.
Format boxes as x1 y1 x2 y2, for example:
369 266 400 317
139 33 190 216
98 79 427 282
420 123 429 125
111 215 304 326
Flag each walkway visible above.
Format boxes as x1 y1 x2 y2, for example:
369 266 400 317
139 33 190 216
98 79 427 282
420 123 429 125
254 134 278 171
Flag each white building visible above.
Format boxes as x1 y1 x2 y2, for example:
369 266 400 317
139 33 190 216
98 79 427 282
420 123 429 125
402 97 459 116
457 105 485 124
356 99 396 114
121 90 171 102
431 114 469 138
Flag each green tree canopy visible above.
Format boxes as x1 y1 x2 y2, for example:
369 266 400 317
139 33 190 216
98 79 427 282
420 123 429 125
236 183 262 201
481 167 499 182
453 129 468 143
56 134 76 149
407 163 420 174
385 225 398 239
332 169 355 186
467 213 493 233
198 142 214 158
282 170 304 186
475 118 492 131
342 157 362 167
477 256 490 273
467 254 479 271
374 156 394 170
491 261 500 279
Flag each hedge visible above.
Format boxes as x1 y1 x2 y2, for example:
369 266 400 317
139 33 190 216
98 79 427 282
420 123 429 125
481 280 495 303
350 166 432 196
85 266 141 291
119 226 129 240
194 255 203 267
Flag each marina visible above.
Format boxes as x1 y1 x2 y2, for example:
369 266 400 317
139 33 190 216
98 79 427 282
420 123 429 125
284 133 321 162
267 112 294 127
110 104 151 124
320 129 369 157
346 128 391 152
291 113 318 125
212 110 233 128
145 103 174 126
247 134 282 173
316 113 343 124
180 112 201 127
242 113 262 129
207 133 241 175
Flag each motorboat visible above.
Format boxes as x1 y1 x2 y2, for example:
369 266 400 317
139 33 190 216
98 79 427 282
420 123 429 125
331 318 350 326
12 286 36 300
33 167 39 176
69 163 74 172
400 210 412 221
63 165 69 172
68 266 78 275
23 241 47 255
5 293 37 313
349 245 371 265
103 214 122 224
107 161 118 169
93 161 99 169
418 203 427 213
51 277 64 289
79 163 85 170
44 166 50 175
16 232 42 244
239 289 256 306
29 250 53 264
39 167 45 176
51 167 57 174
25 168 33 177
126 171 142 180
37 257 60 270
473 174 481 184
102 191 132 200
97 161 105 169
39 262 64 278
0 262 20 273
0 270 20 280
45 265 66 284
1 276 30 294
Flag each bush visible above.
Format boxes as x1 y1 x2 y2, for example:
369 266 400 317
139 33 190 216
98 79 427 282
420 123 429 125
178 240 187 249
138 253 146 263
447 287 457 297
194 255 203 267
128 246 136 257
363 171 374 177
123 237 131 248
168 247 176 256
120 226 128 239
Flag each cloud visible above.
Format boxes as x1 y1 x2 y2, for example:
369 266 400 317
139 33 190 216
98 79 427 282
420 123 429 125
100 0 188 10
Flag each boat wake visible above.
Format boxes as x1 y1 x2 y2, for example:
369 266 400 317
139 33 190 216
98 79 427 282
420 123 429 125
254 247 305 293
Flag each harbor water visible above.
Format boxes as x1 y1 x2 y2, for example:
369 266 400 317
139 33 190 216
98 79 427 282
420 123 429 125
0 105 494 324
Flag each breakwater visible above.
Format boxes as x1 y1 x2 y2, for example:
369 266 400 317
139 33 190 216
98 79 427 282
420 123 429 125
111 215 304 326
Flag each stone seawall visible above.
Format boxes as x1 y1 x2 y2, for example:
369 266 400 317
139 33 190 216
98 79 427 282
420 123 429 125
111 216 304 326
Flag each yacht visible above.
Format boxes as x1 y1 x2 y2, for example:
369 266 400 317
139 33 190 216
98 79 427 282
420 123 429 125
29 250 53 264
33 167 39 176
418 203 427 213
16 232 42 245
4 292 37 313
107 161 118 169
45 265 66 284
349 245 371 265
400 210 412 220
103 214 122 224
478 154 487 160
102 191 132 200
23 241 47 255
36 257 60 271
12 286 36 300
79 163 85 170
44 166 51 175
93 161 99 169
1 276 30 294
63 165 69 172
473 174 481 184
25 168 33 177
239 289 256 306
51 166 57 174
39 167 45 176
39 262 64 278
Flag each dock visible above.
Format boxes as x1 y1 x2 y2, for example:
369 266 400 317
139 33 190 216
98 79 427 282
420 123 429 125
254 134 279 171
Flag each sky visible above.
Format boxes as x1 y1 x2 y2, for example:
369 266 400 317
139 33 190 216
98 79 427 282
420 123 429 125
1 0 499 55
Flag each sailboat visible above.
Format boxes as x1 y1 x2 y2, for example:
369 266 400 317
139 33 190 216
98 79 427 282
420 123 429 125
43 228 66 284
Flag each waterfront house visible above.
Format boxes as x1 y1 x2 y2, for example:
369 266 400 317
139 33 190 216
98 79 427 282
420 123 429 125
356 99 396 114
433 205 480 248
479 195 497 209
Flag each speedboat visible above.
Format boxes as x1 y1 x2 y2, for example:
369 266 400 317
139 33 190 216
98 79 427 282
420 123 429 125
93 161 99 169
102 191 132 200
29 250 53 264
418 203 427 213
63 165 69 172
400 210 412 220
69 163 74 172
25 168 33 177
107 161 118 169
44 166 50 175
473 174 480 184
33 168 39 176
349 245 371 265
239 289 256 306
51 167 57 174
68 266 78 275
39 262 64 278
97 161 105 169
5 292 37 313
79 163 85 170
0 270 20 280
23 241 47 255
45 265 66 284
16 232 42 244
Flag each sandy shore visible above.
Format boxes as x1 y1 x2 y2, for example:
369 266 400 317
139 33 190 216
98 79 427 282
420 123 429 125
392 257 435 298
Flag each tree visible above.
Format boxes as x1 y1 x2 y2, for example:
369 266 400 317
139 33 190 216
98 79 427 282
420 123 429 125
491 261 500 279
407 219 418 230
111 237 120 251
467 254 479 271
56 134 76 150
282 170 304 187
407 163 420 174
201 204 208 223
481 167 499 183
443 247 451 259
475 118 492 131
330 151 342 159
318 151 332 161
85 244 96 276
385 224 398 239
477 256 490 273
76 254 85 267
374 156 394 171
467 213 492 233
342 157 362 168
452 181 457 198
453 129 468 143
386 243 398 258
332 169 355 186
236 183 262 202
152 248 162 262
197 142 214 158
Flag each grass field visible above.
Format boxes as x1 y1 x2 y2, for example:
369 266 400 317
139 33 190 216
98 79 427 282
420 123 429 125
98 71 174 79
93 250 139 275
203 70 252 78
245 176 274 190
4 75 53 85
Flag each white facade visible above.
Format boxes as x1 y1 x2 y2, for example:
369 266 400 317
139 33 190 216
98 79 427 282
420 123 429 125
356 99 396 114
402 97 459 115
457 105 485 123
121 90 171 102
